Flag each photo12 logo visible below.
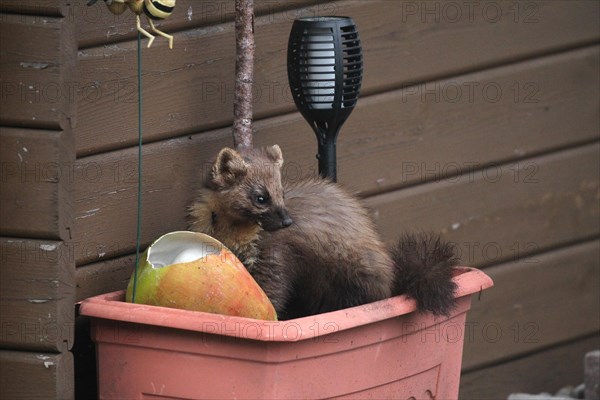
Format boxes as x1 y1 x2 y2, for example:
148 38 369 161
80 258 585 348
400 2 540 24
401 81 540 104
0 79 139 106
400 321 540 344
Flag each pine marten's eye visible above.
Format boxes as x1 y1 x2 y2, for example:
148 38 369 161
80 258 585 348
256 194 270 205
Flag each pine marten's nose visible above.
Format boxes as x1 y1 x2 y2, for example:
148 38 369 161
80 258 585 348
282 216 293 227
278 208 293 228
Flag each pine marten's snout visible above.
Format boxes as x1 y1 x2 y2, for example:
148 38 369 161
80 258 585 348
261 207 293 231
275 207 293 229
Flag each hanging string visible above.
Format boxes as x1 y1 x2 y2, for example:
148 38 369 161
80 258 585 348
131 31 143 303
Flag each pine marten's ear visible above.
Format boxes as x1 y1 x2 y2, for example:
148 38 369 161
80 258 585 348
265 144 284 167
210 147 248 188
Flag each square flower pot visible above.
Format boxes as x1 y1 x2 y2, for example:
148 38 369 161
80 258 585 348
79 266 492 399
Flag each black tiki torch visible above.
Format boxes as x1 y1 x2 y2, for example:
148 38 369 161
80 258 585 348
287 17 363 182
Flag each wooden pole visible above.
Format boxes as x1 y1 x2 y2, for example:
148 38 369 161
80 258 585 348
232 0 255 150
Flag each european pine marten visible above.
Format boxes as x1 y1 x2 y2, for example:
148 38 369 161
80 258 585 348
189 145 458 320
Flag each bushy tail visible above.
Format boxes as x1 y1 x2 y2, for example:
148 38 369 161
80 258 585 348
391 232 459 316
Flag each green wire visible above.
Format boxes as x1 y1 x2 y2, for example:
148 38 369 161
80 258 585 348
131 31 143 303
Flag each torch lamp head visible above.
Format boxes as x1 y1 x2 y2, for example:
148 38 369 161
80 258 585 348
287 16 363 181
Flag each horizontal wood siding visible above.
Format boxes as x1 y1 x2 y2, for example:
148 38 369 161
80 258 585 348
0 13 76 130
71 139 600 268
0 0 70 17
0 350 74 400
75 0 328 48
367 143 600 267
74 0 600 156
462 240 600 370
0 128 73 240
75 254 134 303
0 3 76 399
72 47 600 266
0 238 75 352
460 334 600 399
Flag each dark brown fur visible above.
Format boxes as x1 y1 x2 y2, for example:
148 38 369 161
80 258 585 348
189 145 457 320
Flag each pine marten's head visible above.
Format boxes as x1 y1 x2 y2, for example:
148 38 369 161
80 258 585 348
205 145 293 231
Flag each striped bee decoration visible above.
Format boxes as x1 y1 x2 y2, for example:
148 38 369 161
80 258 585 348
143 0 176 20
87 0 176 48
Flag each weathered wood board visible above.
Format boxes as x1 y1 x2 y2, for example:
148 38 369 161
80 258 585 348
462 240 600 370
0 350 74 400
367 143 600 268
314 45 600 197
73 47 599 266
0 0 70 17
460 334 600 399
0 13 76 130
76 0 328 48
75 254 134 302
74 0 600 156
0 128 74 241
0 238 75 352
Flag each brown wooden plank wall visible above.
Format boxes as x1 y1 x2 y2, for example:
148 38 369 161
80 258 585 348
74 0 600 156
70 1 599 398
0 0 70 17
1 0 598 398
0 2 76 399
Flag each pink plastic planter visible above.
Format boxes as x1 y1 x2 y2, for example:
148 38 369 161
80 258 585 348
80 267 492 399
